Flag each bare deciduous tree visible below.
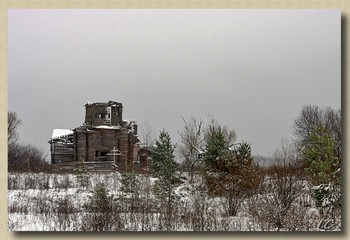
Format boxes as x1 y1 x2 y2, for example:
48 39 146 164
293 105 341 156
139 120 156 147
9 143 48 172
8 111 22 146
272 138 301 167
248 140 310 230
8 111 48 172
178 116 204 182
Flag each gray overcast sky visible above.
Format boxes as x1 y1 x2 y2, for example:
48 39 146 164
8 9 340 158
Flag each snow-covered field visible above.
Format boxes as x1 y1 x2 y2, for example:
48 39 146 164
8 172 340 231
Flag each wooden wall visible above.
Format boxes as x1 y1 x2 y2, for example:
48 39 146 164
50 139 74 164
74 128 139 168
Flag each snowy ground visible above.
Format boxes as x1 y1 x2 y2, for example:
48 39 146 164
8 172 340 231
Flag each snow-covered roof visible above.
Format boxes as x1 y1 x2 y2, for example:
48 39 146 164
94 125 121 130
51 129 73 139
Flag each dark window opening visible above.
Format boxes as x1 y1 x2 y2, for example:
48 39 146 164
96 150 108 157
95 113 111 119
95 150 109 161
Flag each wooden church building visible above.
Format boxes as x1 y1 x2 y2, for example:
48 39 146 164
48 101 150 172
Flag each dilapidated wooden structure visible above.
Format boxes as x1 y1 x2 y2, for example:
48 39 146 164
49 101 150 172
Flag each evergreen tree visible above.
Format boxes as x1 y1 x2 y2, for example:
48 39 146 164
203 119 236 170
83 183 115 231
150 129 179 230
119 162 141 213
301 124 341 217
74 158 91 189
150 130 178 182
203 140 259 216
301 124 340 185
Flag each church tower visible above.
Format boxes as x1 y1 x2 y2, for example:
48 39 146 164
84 101 123 126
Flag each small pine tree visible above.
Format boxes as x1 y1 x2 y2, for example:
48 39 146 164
150 129 179 230
74 158 90 189
203 136 259 216
83 183 115 231
301 124 340 185
301 124 341 219
118 162 141 213
202 121 255 216
150 130 178 183
203 120 236 171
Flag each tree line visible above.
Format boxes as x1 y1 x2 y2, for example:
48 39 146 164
8 104 341 230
